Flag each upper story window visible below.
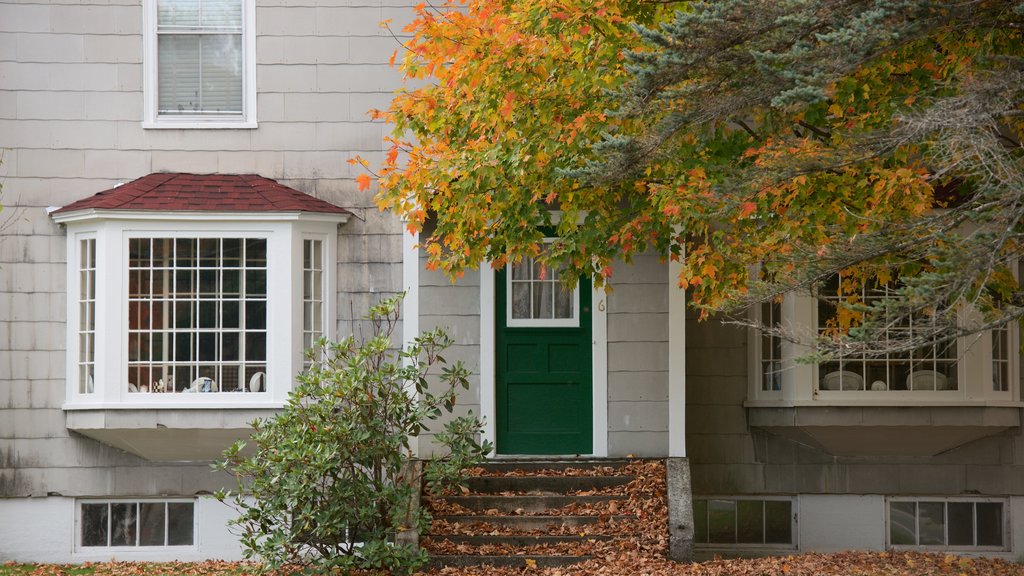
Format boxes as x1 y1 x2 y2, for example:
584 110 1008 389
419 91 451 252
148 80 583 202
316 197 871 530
52 173 349 409
143 0 256 128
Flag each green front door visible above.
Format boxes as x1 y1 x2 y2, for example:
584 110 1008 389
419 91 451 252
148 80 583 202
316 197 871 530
496 260 592 455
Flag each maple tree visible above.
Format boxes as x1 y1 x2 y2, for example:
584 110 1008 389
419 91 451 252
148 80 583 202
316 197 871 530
365 0 1024 353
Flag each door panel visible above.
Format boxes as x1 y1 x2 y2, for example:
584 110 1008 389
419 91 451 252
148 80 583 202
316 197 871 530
496 268 592 454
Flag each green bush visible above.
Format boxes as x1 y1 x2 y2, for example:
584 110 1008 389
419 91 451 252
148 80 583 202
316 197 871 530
215 294 490 574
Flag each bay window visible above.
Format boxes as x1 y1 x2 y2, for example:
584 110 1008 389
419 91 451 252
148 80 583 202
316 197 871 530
59 218 338 408
749 279 1018 404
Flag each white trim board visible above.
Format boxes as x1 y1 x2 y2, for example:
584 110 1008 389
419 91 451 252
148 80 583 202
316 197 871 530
479 264 608 457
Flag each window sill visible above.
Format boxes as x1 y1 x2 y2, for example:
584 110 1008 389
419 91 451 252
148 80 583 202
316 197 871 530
63 400 286 410
142 119 257 130
745 398 1024 409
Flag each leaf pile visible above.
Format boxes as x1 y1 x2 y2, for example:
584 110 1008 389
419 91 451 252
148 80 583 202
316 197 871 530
423 460 668 559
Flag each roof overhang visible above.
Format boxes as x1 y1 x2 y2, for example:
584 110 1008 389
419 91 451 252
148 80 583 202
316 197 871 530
51 209 351 225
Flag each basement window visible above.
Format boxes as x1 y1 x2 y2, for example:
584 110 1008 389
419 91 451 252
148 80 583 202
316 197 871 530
888 498 1006 549
693 497 795 547
79 500 195 548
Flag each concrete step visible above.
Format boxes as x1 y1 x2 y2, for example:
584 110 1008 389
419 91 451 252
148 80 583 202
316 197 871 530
474 459 634 474
428 554 592 569
440 493 622 514
434 514 635 531
465 474 634 494
427 534 616 546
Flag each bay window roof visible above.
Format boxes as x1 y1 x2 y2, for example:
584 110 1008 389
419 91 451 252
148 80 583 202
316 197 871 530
52 173 350 216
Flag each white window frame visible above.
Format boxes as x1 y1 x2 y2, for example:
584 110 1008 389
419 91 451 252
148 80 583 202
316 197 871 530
57 212 342 409
886 496 1009 551
505 241 581 329
75 498 198 551
142 0 257 129
692 495 798 549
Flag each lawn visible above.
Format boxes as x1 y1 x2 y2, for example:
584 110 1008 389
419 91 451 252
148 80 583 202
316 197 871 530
3 552 1023 576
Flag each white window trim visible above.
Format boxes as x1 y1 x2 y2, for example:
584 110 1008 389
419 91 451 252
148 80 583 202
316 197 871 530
885 496 1009 551
692 495 799 549
57 212 343 410
75 498 199 552
142 0 257 129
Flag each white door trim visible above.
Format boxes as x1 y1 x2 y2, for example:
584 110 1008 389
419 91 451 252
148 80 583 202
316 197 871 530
479 263 608 457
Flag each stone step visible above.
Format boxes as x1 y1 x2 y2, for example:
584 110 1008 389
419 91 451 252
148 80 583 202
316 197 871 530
427 533 616 546
434 514 635 531
428 554 592 569
465 474 634 494
440 494 622 514
474 459 634 474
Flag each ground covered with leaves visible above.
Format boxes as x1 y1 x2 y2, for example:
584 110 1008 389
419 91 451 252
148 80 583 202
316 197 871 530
4 553 1024 576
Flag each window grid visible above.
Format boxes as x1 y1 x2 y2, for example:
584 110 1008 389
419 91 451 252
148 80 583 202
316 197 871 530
992 322 1010 392
818 277 957 392
693 497 794 546
80 500 195 548
127 237 267 394
79 239 96 394
888 499 1005 548
509 256 574 322
302 239 324 369
760 301 782 391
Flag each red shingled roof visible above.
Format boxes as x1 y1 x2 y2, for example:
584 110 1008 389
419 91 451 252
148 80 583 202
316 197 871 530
52 173 350 215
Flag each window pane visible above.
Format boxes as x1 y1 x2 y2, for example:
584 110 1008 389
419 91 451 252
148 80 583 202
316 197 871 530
158 34 242 115
222 238 242 267
947 502 973 546
736 500 764 544
692 499 708 544
764 500 792 544
167 503 195 545
708 499 736 544
890 501 916 545
81 503 109 547
245 270 267 296
139 503 166 546
110 503 138 546
245 239 266 266
976 503 1003 546
533 281 553 319
246 332 266 361
245 300 266 329
554 285 573 319
918 501 945 545
511 283 530 319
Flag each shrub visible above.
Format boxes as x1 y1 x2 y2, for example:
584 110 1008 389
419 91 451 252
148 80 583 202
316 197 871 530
215 294 490 574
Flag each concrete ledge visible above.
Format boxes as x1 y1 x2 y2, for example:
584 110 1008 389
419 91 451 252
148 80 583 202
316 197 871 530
667 457 694 562
749 406 1020 456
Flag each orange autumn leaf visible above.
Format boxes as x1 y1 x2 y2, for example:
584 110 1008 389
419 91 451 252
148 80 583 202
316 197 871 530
356 173 372 191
